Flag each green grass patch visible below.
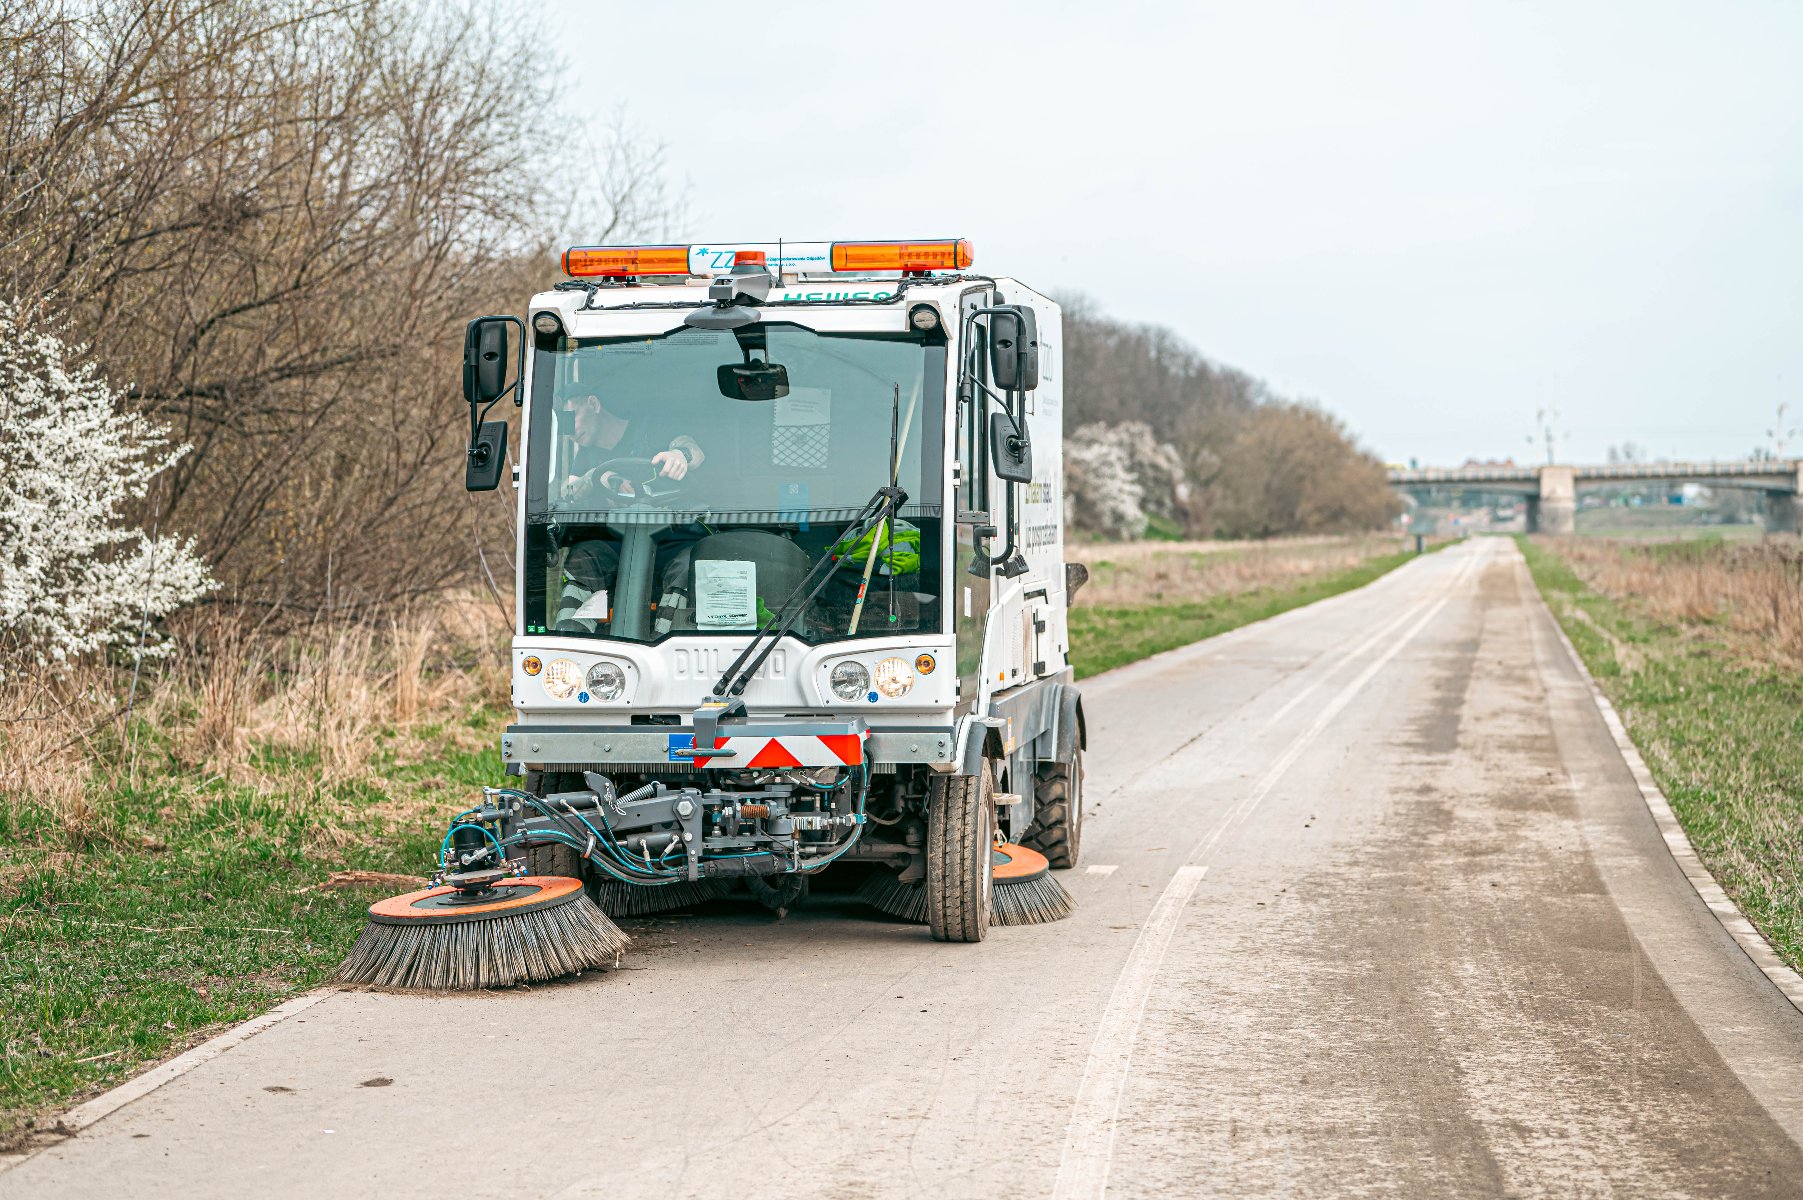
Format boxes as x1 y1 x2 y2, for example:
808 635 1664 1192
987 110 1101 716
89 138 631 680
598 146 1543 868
0 713 504 1147
1517 535 1803 974
1068 545 1435 678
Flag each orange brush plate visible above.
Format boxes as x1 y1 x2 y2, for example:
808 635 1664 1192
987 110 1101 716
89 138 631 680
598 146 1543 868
368 875 583 920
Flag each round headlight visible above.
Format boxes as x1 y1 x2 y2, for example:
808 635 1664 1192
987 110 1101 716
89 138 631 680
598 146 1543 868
829 660 870 703
532 311 563 337
874 656 914 698
542 658 582 700
585 660 626 702
908 304 940 332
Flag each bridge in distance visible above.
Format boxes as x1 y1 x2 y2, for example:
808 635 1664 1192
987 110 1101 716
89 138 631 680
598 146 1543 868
1388 459 1803 533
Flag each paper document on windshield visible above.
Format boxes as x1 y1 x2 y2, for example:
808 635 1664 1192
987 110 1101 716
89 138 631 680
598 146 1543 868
694 560 757 629
570 590 609 621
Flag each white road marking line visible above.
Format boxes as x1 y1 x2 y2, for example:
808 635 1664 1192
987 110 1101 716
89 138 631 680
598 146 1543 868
1053 546 1483 1199
1084 865 1119 876
1052 865 1207 1200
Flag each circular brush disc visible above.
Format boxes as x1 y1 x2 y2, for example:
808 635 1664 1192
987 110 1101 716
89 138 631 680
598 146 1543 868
367 875 586 926
991 842 1051 886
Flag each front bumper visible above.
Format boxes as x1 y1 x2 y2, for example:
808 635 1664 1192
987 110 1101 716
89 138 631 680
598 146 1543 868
502 724 955 769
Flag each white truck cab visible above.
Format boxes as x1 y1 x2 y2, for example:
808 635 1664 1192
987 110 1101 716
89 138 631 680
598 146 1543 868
459 238 1086 940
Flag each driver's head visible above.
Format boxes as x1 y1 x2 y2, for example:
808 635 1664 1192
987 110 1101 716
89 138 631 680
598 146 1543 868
566 393 609 445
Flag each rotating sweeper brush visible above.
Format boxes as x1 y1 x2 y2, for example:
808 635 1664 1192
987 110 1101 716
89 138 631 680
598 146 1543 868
858 842 1074 928
337 869 628 990
337 793 630 990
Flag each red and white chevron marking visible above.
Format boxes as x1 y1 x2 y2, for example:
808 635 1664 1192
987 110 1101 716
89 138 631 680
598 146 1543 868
705 731 866 769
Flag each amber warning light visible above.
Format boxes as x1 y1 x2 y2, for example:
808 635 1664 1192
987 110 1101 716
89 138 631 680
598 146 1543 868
561 244 691 278
830 239 973 272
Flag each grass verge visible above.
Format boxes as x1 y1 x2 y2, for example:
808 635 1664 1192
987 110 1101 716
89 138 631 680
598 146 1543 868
1069 543 1438 678
1 714 500 1148
1518 535 1803 974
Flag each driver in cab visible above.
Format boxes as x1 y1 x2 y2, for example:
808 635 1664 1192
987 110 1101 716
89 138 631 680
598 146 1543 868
561 392 705 503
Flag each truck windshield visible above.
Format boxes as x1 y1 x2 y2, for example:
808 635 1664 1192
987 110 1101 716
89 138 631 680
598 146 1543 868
523 322 945 645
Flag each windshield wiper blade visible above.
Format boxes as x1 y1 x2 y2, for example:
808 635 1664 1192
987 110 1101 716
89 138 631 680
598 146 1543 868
711 485 907 699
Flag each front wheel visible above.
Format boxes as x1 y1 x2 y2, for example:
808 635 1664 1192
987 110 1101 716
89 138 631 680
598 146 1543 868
926 766 994 942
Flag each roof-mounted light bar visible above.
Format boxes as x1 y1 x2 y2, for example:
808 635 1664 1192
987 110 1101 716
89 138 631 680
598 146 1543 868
561 244 691 278
559 239 975 279
830 239 973 272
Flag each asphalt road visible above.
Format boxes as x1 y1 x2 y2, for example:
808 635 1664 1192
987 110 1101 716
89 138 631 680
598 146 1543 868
8 538 1803 1198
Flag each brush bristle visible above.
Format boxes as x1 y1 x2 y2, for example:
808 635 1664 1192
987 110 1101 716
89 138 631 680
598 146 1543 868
593 877 733 916
857 872 931 923
989 872 1076 926
335 895 630 991
857 870 1076 927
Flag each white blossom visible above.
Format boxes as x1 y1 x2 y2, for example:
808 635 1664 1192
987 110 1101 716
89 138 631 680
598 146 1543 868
0 300 215 667
1064 421 1187 540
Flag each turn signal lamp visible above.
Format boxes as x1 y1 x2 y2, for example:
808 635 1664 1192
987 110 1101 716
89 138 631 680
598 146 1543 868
733 250 767 266
830 239 973 272
562 244 691 277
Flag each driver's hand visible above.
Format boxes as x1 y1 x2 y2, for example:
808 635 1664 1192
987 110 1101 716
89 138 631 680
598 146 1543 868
562 474 585 502
652 449 689 480
596 470 631 497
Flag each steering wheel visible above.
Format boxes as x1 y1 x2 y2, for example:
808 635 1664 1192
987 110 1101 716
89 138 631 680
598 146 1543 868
587 455 685 502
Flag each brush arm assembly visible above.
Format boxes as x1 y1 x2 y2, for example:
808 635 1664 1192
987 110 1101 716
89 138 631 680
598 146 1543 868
446 764 873 889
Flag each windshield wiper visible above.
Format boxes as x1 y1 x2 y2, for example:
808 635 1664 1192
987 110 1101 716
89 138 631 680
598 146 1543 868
711 483 908 699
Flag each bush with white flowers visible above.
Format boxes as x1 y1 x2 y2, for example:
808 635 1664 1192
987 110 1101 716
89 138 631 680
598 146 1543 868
1064 421 1188 540
0 300 215 668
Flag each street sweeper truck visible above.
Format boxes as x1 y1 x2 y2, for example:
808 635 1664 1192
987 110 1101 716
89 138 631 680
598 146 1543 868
340 239 1087 987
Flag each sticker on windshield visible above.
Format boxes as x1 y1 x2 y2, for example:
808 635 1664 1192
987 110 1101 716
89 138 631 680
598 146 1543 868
772 387 831 469
695 560 757 629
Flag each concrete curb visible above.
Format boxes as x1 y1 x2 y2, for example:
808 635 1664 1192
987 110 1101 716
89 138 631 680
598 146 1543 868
1548 616 1803 1016
0 989 334 1174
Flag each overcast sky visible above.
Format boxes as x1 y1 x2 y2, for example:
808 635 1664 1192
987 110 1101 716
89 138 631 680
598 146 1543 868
547 1 1803 466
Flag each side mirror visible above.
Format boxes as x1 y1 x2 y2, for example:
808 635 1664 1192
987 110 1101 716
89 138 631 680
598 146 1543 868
466 420 507 492
987 305 1040 393
717 361 790 402
462 318 512 406
989 410 1032 483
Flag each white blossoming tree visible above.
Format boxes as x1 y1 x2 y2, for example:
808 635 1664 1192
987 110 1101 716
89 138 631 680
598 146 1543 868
1064 421 1189 540
0 300 215 668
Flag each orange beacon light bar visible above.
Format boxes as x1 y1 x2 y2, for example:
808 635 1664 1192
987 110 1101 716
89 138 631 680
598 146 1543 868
562 244 692 278
830 239 973 272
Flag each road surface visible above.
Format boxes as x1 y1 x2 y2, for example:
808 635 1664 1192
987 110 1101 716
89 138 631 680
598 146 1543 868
8 538 1803 1198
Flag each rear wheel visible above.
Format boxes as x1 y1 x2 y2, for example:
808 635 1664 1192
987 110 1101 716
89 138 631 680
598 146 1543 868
522 770 583 879
926 766 994 942
1022 749 1083 869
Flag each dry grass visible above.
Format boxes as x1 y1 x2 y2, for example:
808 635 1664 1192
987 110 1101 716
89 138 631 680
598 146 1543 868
0 592 512 849
1547 538 1803 671
1078 534 1415 607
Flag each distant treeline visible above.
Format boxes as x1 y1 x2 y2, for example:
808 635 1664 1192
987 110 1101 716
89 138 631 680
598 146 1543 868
1059 295 1399 540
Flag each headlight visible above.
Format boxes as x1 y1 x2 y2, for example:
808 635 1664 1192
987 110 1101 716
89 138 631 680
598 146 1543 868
829 660 870 702
542 658 582 700
874 656 914 698
585 660 626 702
